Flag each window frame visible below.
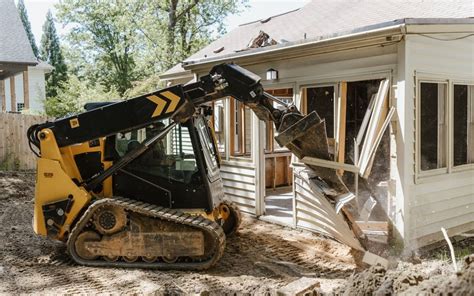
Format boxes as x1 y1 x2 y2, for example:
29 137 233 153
451 82 474 173
416 79 449 177
415 76 474 180
263 87 295 153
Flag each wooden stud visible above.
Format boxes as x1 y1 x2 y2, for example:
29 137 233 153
229 99 235 156
23 70 29 110
337 82 347 175
10 76 16 112
0 79 5 112
301 156 359 173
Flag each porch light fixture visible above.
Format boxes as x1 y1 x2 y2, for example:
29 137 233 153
266 68 278 80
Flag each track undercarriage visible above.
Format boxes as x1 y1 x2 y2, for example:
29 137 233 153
67 197 240 270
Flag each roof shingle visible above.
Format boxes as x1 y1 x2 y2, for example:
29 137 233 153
162 0 473 76
0 0 38 64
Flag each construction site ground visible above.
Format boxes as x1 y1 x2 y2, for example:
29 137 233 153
0 171 472 295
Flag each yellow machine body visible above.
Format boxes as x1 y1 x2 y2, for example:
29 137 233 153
33 128 114 240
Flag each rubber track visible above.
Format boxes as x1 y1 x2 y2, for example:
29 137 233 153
66 197 226 270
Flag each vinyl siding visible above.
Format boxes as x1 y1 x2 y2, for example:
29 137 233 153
404 33 474 247
294 166 363 250
220 158 256 214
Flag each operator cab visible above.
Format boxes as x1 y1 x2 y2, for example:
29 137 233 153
112 115 225 212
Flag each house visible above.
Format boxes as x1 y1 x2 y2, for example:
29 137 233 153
0 0 53 113
161 0 474 252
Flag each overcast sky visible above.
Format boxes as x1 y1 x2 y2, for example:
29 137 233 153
22 0 310 44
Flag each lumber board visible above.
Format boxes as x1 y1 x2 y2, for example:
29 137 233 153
336 82 347 176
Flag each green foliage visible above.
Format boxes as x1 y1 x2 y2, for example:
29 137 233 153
55 0 248 95
17 0 39 58
56 0 144 95
40 10 68 98
44 75 119 118
137 0 248 70
124 74 163 99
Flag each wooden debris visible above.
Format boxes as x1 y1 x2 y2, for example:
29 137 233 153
277 277 320 296
362 251 388 269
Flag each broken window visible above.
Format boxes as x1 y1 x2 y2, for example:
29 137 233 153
419 82 448 171
306 86 336 138
453 84 474 166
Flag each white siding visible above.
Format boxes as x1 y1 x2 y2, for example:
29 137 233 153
28 68 47 112
294 166 363 250
220 159 256 214
404 33 474 248
2 68 47 113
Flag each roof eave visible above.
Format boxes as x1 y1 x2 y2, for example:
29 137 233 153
159 68 193 81
182 18 474 70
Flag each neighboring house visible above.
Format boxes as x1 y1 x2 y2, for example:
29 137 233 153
0 0 53 113
161 0 474 252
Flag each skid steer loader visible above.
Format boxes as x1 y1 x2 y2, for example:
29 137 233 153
27 63 345 270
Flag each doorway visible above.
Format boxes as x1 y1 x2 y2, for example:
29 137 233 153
262 88 294 225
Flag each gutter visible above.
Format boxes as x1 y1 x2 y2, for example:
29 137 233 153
182 18 474 71
183 21 406 70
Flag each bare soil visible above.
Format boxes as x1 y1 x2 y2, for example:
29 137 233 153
0 171 472 295
0 171 354 295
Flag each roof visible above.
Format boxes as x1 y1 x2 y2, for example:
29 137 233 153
161 0 473 78
0 0 37 65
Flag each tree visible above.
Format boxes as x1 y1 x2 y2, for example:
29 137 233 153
17 0 39 58
40 10 68 98
44 75 119 117
56 0 143 95
138 0 247 70
56 0 247 95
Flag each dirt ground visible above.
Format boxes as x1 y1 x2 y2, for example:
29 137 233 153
0 171 472 295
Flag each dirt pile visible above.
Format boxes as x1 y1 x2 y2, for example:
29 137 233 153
335 254 474 295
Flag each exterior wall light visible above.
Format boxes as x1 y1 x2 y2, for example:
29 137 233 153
266 68 278 80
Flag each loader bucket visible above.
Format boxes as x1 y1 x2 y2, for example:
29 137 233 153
275 110 348 195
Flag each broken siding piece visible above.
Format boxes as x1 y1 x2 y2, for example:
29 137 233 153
362 106 396 178
358 79 390 178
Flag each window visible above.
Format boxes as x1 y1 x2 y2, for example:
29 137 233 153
116 121 198 184
211 100 225 154
419 82 448 171
17 103 24 112
453 84 474 167
232 100 252 157
264 88 293 152
306 86 336 138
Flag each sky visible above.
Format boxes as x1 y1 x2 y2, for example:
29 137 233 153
22 0 310 44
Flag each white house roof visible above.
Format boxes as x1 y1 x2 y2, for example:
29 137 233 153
0 0 37 65
161 0 473 78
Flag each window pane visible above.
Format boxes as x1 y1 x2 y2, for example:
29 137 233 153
213 100 225 154
306 86 335 138
117 122 198 184
420 82 447 171
454 85 474 166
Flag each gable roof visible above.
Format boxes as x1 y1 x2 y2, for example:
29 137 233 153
0 0 37 65
161 0 473 78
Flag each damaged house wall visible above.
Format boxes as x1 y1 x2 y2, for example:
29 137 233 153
162 22 474 254
402 32 474 249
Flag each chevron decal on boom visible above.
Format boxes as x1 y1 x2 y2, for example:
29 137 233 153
146 91 181 118
147 95 168 117
161 91 181 113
